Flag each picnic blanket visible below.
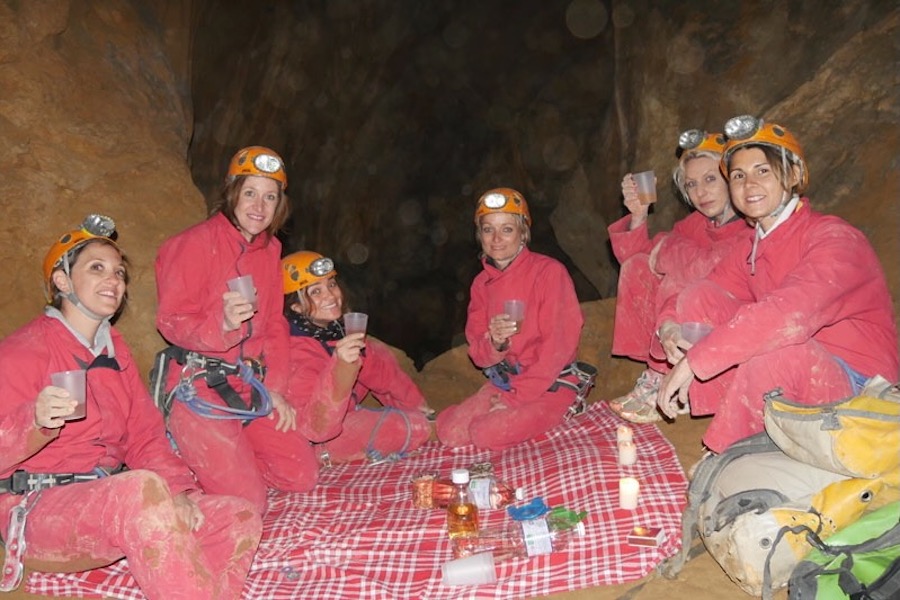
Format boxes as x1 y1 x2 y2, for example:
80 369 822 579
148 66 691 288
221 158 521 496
26 402 688 599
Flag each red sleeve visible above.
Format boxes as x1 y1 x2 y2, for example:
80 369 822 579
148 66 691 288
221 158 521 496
690 219 884 380
608 215 662 264
116 344 198 496
155 225 248 352
465 272 509 368
501 262 583 406
287 336 355 443
357 339 426 411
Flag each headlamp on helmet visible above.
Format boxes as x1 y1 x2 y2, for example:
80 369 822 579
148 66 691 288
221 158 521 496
474 187 532 227
676 129 726 158
43 214 118 288
282 251 337 294
227 146 288 190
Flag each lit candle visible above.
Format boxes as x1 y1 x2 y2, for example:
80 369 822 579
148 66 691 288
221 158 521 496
618 440 637 466
616 425 633 444
619 477 639 510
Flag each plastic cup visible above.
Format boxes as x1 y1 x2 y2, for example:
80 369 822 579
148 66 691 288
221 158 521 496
227 275 258 311
504 299 526 331
632 170 657 205
51 369 86 421
681 322 713 344
343 312 369 336
441 551 497 586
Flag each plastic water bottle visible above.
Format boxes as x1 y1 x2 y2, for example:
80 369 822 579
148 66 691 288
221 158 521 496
446 469 479 540
453 500 587 560
413 473 525 510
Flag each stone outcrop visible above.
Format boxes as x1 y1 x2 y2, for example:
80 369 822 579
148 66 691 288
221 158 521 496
0 0 897 396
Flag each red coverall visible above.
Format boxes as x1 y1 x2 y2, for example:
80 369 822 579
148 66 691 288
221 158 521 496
664 200 899 452
156 213 317 513
0 314 261 600
436 247 584 450
609 211 751 371
287 335 431 463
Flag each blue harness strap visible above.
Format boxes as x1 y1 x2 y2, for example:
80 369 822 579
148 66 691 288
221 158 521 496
833 356 870 395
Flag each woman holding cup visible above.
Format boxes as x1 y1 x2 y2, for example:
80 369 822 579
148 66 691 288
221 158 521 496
608 131 750 423
281 250 433 465
436 188 584 450
155 146 317 513
655 116 897 451
0 215 261 598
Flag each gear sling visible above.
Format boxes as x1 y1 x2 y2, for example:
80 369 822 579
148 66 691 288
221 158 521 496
149 346 272 422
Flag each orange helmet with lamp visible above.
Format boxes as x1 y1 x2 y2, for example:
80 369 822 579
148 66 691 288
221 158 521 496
282 251 336 294
676 129 726 158
43 214 118 288
227 146 288 190
474 187 531 227
720 115 808 193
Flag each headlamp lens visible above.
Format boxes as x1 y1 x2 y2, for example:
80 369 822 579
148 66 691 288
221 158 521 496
724 115 760 141
308 257 335 277
482 192 507 209
253 154 283 174
678 129 706 151
82 214 116 238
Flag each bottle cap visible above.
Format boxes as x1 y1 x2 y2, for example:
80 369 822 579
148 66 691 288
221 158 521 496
514 488 525 501
546 506 588 530
507 497 549 521
451 468 470 484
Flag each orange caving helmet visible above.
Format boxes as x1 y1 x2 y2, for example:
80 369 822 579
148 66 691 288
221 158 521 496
43 214 118 288
282 251 336 294
721 115 808 193
227 146 288 190
474 187 531 227
677 129 726 158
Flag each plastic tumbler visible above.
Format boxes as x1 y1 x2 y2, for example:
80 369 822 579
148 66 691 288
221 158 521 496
343 312 369 336
441 551 497 586
227 275 258 311
632 170 657 205
681 322 713 344
51 369 87 421
504 299 526 331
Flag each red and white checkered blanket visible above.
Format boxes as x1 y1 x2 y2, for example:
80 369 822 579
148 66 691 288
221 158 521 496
26 403 687 599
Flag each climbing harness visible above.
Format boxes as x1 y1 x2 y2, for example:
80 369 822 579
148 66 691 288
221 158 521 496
150 346 272 422
483 359 521 392
484 359 598 419
363 405 413 465
0 490 42 592
0 464 124 592
550 361 598 419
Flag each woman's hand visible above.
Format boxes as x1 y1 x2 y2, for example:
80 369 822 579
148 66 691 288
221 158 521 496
34 385 76 429
622 174 650 230
173 491 205 531
488 314 517 350
334 333 365 364
656 358 695 420
222 291 255 332
658 320 685 364
269 391 297 432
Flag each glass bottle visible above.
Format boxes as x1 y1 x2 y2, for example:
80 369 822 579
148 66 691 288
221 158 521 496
446 468 479 540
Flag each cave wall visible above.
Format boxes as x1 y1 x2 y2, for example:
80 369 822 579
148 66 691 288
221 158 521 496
0 0 897 379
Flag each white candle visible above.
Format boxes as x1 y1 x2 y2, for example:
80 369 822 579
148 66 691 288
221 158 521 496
619 477 639 510
616 425 633 444
618 440 637 466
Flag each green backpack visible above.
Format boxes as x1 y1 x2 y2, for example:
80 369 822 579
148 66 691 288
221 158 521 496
789 502 900 599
